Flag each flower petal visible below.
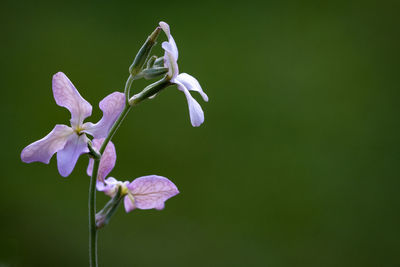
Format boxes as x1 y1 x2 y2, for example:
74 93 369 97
124 195 135 213
175 73 208 102
96 177 121 197
162 42 179 79
159 21 178 60
21 125 73 164
52 72 92 128
56 134 89 177
175 81 205 127
83 92 125 139
127 175 179 211
87 138 116 182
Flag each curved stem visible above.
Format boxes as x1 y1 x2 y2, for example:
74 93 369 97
99 104 131 154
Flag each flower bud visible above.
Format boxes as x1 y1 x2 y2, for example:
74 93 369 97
129 77 172 105
153 57 165 67
146 55 157 68
140 67 168 80
129 26 161 76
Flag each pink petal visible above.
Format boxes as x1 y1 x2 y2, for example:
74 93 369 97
96 177 121 197
127 175 179 211
56 134 89 177
83 92 125 139
175 73 208 102
175 81 205 127
21 124 73 164
87 138 116 182
52 72 92 128
124 195 135 213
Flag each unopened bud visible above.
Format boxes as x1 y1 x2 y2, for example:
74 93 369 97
146 55 157 68
154 57 165 67
141 67 168 80
129 26 161 76
129 77 172 105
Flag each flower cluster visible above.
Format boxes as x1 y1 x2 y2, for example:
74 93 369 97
20 21 206 219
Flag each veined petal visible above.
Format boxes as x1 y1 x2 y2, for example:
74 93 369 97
21 125 73 164
83 92 125 139
126 175 179 211
57 133 89 177
159 21 178 59
87 138 116 182
52 72 92 128
175 81 205 127
175 73 208 102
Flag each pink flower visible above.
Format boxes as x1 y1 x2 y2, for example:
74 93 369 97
97 176 179 212
159 21 209 127
21 72 125 177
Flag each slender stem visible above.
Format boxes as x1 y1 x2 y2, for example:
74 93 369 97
88 74 135 266
99 104 131 154
89 159 99 267
124 75 134 106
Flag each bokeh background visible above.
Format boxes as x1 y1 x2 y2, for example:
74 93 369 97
1 0 399 266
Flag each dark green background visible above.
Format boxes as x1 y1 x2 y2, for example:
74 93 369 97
1 0 399 266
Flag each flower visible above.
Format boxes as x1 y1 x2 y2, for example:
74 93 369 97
159 21 209 127
97 176 179 212
21 72 125 177
91 139 179 212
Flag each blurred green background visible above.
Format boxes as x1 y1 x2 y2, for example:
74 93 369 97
1 0 399 266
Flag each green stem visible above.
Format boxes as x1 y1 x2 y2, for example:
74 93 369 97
88 74 135 266
89 159 99 267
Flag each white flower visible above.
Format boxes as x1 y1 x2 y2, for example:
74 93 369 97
159 21 209 127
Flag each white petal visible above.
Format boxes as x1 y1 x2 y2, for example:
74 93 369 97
159 21 178 59
175 73 208 102
21 125 73 164
159 22 171 39
175 81 205 127
52 72 92 128
162 42 179 79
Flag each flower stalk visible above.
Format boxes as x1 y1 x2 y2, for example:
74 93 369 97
88 71 135 266
21 21 207 267
89 158 99 267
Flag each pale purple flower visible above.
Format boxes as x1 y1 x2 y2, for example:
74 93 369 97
21 72 125 177
87 138 116 182
159 21 209 127
97 176 179 212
